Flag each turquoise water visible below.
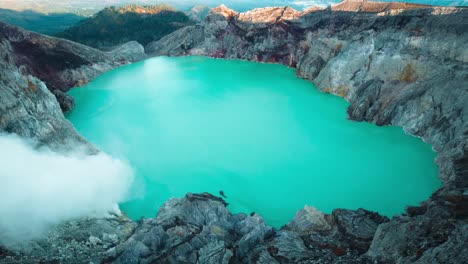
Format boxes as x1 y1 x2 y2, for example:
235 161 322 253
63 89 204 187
67 56 440 227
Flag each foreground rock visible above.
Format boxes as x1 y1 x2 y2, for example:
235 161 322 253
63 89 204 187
147 1 468 262
0 193 388 263
0 21 143 148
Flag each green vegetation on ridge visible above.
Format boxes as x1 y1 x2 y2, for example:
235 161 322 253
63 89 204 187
0 8 84 34
56 4 194 49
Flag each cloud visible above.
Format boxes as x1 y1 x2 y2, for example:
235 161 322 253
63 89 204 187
0 134 134 248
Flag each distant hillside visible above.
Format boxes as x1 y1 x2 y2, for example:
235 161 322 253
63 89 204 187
0 8 84 34
0 0 160 16
56 5 194 49
186 5 210 22
0 0 466 16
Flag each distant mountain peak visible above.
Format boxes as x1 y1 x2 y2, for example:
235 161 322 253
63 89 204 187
103 4 176 15
210 5 238 18
331 0 432 12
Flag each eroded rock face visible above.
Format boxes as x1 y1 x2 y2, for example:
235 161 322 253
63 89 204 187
146 2 468 262
0 38 87 149
0 22 145 148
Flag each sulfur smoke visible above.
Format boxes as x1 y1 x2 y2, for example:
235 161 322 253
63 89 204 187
0 134 134 247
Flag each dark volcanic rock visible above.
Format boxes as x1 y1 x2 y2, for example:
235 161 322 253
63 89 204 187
1 193 385 263
51 89 75 113
285 206 389 254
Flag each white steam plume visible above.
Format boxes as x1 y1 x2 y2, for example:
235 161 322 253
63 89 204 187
0 133 134 247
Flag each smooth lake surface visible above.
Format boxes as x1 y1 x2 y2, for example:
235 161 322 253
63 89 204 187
67 56 440 227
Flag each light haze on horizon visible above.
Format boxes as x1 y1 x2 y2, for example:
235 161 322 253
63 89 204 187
0 0 466 14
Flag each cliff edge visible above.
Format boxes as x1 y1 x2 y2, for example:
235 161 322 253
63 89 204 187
0 21 144 148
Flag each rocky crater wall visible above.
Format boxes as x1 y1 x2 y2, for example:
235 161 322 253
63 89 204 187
146 2 468 262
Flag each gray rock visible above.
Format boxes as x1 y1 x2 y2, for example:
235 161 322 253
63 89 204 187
106 41 146 62
0 217 137 264
102 233 119 246
88 236 102 246
0 21 131 149
286 206 331 233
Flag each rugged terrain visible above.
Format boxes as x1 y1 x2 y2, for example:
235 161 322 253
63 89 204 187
0 0 467 263
147 2 468 261
0 21 144 148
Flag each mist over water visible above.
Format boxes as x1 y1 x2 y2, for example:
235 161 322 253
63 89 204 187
0 134 134 247
67 56 440 227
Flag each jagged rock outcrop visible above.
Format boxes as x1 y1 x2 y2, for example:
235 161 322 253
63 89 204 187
0 21 144 148
106 41 146 62
146 1 468 262
1 193 389 263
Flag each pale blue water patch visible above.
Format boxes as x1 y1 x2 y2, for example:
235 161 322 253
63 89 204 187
67 56 440 227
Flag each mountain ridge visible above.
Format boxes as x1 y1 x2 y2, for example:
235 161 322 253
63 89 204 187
56 4 194 49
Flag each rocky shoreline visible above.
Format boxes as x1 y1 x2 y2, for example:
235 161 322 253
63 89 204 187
0 1 467 263
0 21 145 150
146 3 468 261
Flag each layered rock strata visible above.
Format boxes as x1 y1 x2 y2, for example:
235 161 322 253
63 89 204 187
0 21 144 148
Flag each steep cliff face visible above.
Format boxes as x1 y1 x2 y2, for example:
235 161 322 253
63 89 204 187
0 21 143 148
146 2 468 262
